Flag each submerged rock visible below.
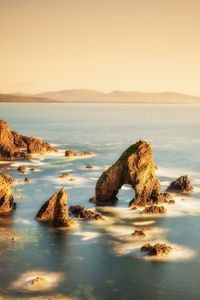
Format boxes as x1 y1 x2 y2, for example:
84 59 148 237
86 164 94 169
18 165 27 173
132 230 146 237
140 205 166 215
69 205 104 221
32 277 47 286
36 188 73 227
59 173 70 179
0 120 57 160
141 243 172 256
0 175 16 213
167 175 193 193
92 140 168 206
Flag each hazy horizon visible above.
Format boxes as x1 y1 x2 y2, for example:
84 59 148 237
1 0 200 96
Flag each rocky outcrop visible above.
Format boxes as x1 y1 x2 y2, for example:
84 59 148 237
92 140 168 206
65 150 93 157
36 188 73 227
0 120 57 160
141 243 172 256
0 175 16 213
1 173 15 184
167 175 193 193
69 205 104 221
140 205 166 215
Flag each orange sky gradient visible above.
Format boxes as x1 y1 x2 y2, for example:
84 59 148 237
0 0 200 96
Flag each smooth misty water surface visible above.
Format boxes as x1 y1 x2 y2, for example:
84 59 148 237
0 103 200 300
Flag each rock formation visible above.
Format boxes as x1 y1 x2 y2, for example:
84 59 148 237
18 165 27 173
86 164 93 169
140 205 166 215
141 243 172 256
0 175 16 213
167 175 193 193
36 188 73 227
69 205 103 221
0 120 57 160
92 140 169 206
1 173 15 184
65 150 93 157
59 173 70 179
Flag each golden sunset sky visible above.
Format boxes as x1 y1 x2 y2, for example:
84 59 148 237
0 0 200 95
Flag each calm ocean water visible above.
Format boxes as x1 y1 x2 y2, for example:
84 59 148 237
0 103 200 300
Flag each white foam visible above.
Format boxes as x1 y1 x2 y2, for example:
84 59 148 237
133 220 156 226
9 270 64 292
73 231 101 241
14 219 33 225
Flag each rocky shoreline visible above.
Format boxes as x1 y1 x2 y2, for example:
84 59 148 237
0 121 195 259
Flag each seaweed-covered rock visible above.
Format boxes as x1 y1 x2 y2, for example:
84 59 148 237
0 175 16 213
140 205 166 215
69 205 103 221
141 243 172 256
0 120 57 160
167 175 193 193
36 188 73 227
92 140 167 206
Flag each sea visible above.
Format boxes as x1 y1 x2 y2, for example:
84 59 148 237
0 102 200 300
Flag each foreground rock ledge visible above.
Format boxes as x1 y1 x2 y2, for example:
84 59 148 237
36 188 73 227
0 175 16 213
0 120 57 160
91 140 169 206
167 175 193 193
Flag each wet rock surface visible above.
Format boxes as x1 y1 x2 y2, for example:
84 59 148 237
36 188 73 227
141 243 172 256
167 175 193 193
0 120 56 160
92 140 169 206
69 205 104 220
0 175 16 213
140 205 166 215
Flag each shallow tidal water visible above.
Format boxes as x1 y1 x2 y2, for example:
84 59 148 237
0 103 200 300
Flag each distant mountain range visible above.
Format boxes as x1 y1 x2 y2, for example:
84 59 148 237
0 89 200 104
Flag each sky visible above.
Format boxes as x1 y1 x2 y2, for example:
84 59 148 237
0 0 200 95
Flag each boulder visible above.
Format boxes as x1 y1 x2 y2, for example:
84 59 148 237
59 173 70 179
24 177 30 182
0 175 16 213
86 164 94 169
69 205 104 221
167 175 193 193
0 120 57 160
141 243 172 256
140 205 166 215
18 165 27 173
92 140 168 206
36 188 73 227
65 150 77 157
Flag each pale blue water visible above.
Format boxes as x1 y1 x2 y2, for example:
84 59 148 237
0 103 200 299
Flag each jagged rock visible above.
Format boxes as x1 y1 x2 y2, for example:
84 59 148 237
141 243 172 256
0 175 16 213
132 230 146 237
92 140 168 206
24 177 30 182
32 277 47 286
0 120 56 160
167 175 193 193
1 173 15 184
86 164 93 169
69 205 104 221
65 150 93 157
140 205 166 215
18 165 27 173
65 150 77 157
36 188 73 227
59 173 70 179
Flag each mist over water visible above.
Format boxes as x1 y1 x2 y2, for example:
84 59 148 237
0 103 200 299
